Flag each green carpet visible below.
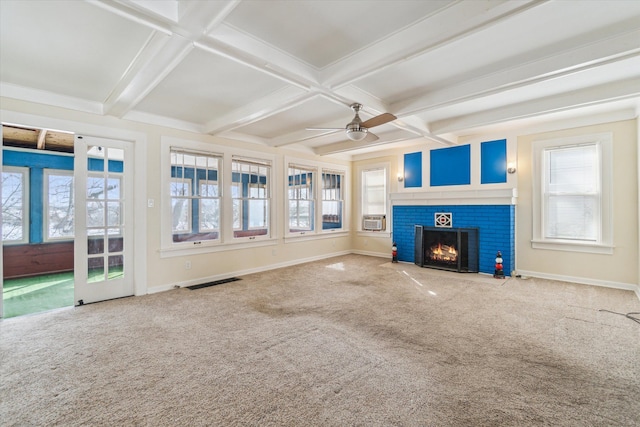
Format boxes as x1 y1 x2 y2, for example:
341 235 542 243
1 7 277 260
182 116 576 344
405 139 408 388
2 272 74 319
3 267 125 318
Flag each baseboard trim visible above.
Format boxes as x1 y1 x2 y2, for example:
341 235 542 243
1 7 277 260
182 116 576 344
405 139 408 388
516 269 640 300
350 249 390 259
147 250 352 294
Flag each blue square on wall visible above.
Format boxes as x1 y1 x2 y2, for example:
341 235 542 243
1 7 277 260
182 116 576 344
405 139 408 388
481 139 507 184
430 145 470 186
403 152 422 188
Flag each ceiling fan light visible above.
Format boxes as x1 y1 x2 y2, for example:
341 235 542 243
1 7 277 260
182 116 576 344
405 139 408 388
346 128 367 141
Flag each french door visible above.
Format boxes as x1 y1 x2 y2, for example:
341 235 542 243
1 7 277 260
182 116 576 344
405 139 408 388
74 135 134 305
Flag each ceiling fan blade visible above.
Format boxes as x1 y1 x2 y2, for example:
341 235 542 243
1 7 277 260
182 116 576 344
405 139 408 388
361 113 397 129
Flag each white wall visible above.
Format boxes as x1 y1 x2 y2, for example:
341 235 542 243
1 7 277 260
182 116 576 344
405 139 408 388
516 119 639 292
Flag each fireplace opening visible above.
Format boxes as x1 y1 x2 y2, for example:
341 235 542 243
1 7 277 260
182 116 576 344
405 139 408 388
415 225 478 273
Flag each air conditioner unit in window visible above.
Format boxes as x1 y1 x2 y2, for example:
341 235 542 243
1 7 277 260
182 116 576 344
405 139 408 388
363 215 386 231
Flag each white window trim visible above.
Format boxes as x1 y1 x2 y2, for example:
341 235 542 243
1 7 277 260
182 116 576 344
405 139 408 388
357 162 391 237
170 148 223 240
2 166 29 245
43 169 74 242
531 132 613 254
287 163 317 235
160 137 277 257
284 156 349 242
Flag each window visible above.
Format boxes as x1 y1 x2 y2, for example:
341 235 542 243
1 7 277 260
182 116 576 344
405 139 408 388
171 148 222 243
362 167 387 216
532 133 612 253
544 144 599 241
288 164 315 233
1 166 29 244
44 170 74 241
322 170 344 230
199 179 220 232
171 177 192 234
86 172 123 237
284 158 348 239
161 137 279 255
232 157 271 238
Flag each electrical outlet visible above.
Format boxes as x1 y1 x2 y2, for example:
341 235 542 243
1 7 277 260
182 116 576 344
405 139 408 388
185 260 192 270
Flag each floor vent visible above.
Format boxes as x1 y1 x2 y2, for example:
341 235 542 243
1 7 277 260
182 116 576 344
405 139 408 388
186 277 241 290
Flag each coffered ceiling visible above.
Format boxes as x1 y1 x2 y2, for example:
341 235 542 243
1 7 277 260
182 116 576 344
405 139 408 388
1 0 639 158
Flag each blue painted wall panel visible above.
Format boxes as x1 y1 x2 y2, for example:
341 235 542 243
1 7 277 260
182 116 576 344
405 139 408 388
3 150 73 170
403 151 422 188
430 145 470 186
481 139 507 184
29 168 44 243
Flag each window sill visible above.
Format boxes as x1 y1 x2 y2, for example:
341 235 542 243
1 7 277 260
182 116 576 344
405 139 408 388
531 239 614 254
159 238 277 258
357 230 391 238
284 230 349 243
2 241 30 246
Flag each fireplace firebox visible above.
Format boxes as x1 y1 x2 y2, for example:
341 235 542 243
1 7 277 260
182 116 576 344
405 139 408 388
414 225 479 273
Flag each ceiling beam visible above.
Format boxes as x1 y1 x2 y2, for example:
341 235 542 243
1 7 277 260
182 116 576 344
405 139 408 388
429 77 640 134
204 87 312 135
86 0 173 34
206 23 319 89
321 0 544 89
2 125 74 151
393 26 640 117
98 0 244 118
37 129 47 150
103 32 187 117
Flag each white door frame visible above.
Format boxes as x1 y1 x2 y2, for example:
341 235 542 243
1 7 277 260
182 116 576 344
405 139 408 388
0 110 147 318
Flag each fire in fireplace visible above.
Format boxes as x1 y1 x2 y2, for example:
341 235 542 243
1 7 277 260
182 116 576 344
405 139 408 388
415 225 479 273
430 242 458 264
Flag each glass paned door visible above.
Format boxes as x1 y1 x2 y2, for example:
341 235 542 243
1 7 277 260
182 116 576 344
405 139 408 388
74 136 133 305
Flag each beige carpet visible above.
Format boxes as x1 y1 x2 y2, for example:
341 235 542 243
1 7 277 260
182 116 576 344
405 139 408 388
1 255 639 426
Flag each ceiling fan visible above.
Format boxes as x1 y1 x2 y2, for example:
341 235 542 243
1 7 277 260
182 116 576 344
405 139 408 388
306 103 397 142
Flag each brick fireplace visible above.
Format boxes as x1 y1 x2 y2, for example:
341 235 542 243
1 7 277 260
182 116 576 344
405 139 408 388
391 189 516 276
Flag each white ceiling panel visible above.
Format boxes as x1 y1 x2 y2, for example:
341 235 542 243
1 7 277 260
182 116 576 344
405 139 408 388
224 0 452 69
135 48 290 124
0 0 152 102
237 97 346 139
1 0 638 157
